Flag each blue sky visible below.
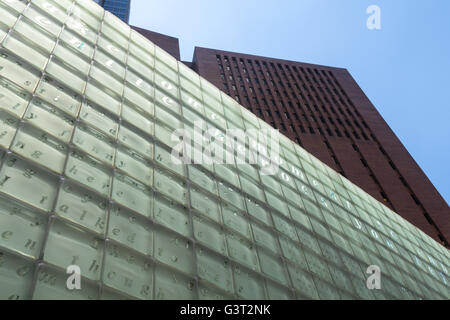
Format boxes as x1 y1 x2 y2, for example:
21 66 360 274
130 0 450 204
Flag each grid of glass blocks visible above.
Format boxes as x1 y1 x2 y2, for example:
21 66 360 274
0 0 448 300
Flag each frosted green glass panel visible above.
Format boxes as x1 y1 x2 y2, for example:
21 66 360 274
65 151 112 197
154 226 195 275
55 182 107 235
103 243 153 300
0 196 47 259
24 99 75 143
0 155 58 212
196 247 234 294
0 110 19 149
154 264 196 300
108 205 153 255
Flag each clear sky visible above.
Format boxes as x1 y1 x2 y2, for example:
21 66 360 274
130 0 450 204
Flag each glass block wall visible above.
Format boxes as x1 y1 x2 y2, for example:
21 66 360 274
0 0 448 300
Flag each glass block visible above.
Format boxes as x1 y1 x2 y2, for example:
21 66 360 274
261 174 283 196
192 214 227 255
84 82 121 117
108 205 153 256
93 50 125 80
258 248 289 286
0 155 58 212
0 110 19 149
112 174 152 218
196 247 234 294
0 50 40 92
55 182 107 235
2 1 26 16
0 195 47 259
127 55 154 85
125 69 154 99
328 266 355 295
234 174 265 203
121 103 154 137
65 150 112 197
203 93 224 116
310 218 332 242
190 188 221 223
221 203 252 240
288 205 312 231
214 164 240 188
71 3 102 32
123 86 154 116
278 236 308 270
188 166 218 196
102 16 129 47
154 122 179 149
303 251 333 283
0 3 20 28
103 243 153 300
154 264 196 300
2 33 48 71
33 264 99 300
155 144 185 177
0 250 34 300
97 37 127 63
0 77 31 118
23 6 62 37
155 105 182 131
204 106 227 130
11 126 68 174
59 28 94 59
154 169 188 206
218 182 245 211
245 198 272 227
155 72 179 99
200 78 221 103
53 41 90 76
265 191 290 218
118 125 153 160
154 226 195 275
232 264 266 300
180 82 203 105
130 30 155 53
272 213 298 242
155 88 180 115
251 222 279 254
44 219 104 280
296 227 322 255
33 0 68 24
128 43 154 69
115 148 153 187
226 233 259 272
24 99 75 143
154 195 191 238
72 125 116 166
45 58 85 94
36 79 81 117
287 263 319 300
79 102 118 139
